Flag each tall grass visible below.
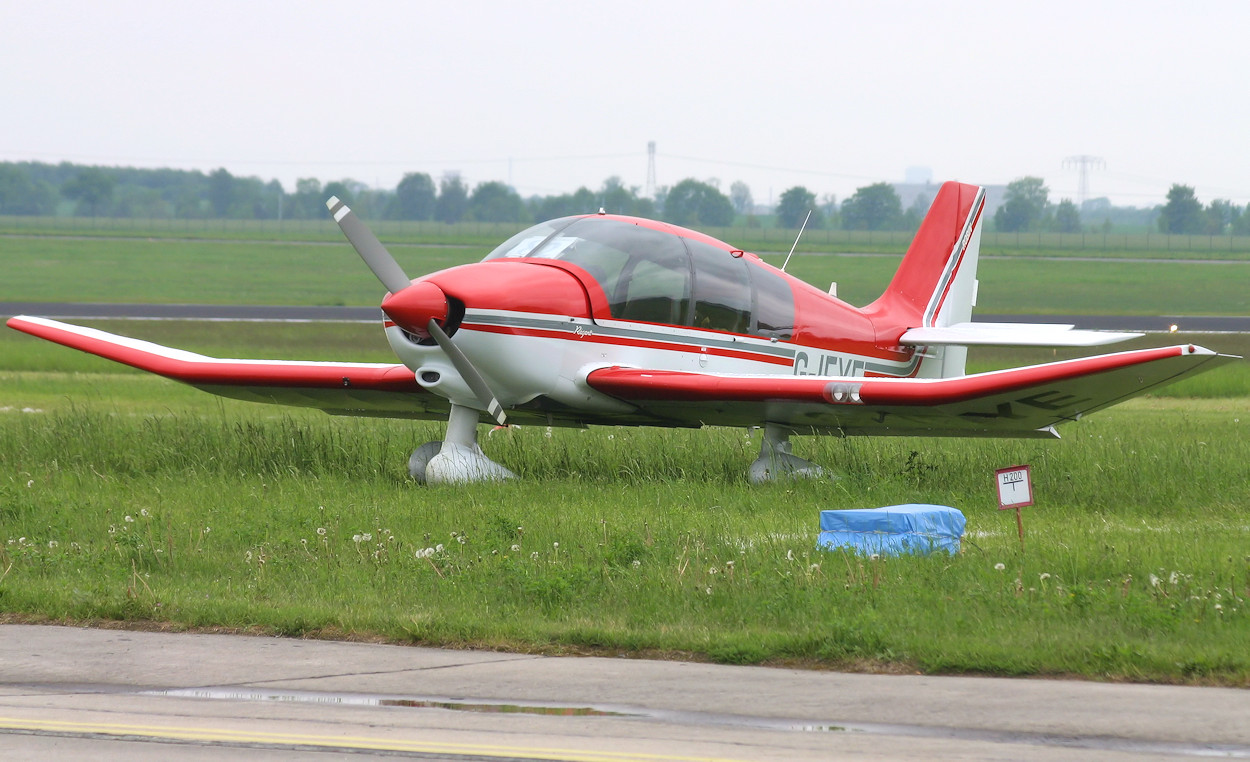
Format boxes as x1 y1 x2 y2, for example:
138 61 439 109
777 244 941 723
1 393 1246 683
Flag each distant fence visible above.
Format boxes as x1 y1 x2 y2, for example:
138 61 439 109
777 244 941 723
3 214 1249 257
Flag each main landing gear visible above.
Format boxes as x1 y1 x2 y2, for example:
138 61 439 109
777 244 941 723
409 404 516 485
409 413 824 485
747 423 826 484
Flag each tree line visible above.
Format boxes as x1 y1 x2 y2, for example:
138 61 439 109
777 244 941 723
991 176 1250 236
0 162 662 225
2 161 1246 235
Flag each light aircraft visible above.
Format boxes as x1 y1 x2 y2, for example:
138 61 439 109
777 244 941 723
7 182 1237 484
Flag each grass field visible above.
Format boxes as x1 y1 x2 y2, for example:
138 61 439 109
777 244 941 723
1 227 1248 684
3 234 1249 315
1 372 1247 683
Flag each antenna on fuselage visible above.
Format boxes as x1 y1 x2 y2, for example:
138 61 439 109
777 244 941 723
780 210 812 273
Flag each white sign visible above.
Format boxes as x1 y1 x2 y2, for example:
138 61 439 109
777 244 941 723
995 465 1033 509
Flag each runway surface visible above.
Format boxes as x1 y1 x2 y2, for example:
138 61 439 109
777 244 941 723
1 624 1247 761
2 302 1249 333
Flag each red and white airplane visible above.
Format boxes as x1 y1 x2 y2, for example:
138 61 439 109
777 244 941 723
7 181 1236 483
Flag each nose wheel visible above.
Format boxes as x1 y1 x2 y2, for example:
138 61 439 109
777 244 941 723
410 404 516 485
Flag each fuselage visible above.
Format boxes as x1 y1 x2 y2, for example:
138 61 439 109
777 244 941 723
382 214 922 426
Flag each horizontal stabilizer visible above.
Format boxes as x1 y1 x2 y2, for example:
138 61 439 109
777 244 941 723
900 322 1141 347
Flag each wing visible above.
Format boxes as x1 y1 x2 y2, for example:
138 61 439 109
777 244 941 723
7 316 447 419
585 344 1238 437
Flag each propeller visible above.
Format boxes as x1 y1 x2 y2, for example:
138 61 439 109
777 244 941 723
426 319 506 425
326 196 507 425
326 196 410 294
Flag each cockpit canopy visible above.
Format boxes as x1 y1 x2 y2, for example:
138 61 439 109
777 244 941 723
483 216 794 338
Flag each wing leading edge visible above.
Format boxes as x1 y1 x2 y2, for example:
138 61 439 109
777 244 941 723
585 345 1237 437
6 316 445 419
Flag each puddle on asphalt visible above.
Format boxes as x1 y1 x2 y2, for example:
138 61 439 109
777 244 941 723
144 687 630 718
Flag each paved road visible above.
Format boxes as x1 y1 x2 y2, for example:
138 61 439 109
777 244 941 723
1 624 1247 761
3 302 1248 333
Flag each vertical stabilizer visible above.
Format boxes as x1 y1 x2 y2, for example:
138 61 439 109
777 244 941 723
861 182 985 378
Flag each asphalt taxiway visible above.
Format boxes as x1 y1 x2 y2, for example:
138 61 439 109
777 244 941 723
1 624 1247 760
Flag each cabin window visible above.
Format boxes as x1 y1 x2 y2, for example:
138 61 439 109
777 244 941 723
748 263 795 339
687 241 751 334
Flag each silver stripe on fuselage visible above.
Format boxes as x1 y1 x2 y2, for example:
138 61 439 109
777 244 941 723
466 312 798 361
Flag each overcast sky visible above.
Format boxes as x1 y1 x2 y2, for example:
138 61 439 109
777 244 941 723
3 0 1248 208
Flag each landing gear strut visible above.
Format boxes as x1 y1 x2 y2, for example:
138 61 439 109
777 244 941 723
409 404 516 485
747 423 826 484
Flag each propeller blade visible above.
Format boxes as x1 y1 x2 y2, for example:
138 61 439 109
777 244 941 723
426 318 507 426
326 196 411 294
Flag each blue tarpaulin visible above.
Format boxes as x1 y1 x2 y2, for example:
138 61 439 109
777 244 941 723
817 504 965 556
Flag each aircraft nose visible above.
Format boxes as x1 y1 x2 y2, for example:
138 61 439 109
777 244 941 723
381 281 448 338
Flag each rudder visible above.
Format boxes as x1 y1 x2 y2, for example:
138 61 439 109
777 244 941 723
862 181 985 378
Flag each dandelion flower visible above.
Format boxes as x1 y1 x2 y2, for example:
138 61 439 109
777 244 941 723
1040 573 1051 582
553 542 559 549
631 560 641 568
994 563 1006 571
435 543 444 553
317 527 327 536
124 515 135 523
510 544 520 552
352 534 363 543
48 540 58 549
870 554 880 561
786 549 795 561
26 480 33 488
705 586 712 595
140 508 149 517
362 533 373 542
530 551 539 560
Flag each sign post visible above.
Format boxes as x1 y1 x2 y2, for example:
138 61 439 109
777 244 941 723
995 465 1033 550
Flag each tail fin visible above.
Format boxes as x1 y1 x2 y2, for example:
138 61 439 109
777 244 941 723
862 181 985 378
